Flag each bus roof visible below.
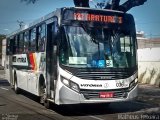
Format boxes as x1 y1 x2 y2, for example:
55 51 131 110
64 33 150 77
7 7 125 38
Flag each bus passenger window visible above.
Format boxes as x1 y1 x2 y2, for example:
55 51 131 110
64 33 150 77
30 28 36 52
38 24 46 52
15 35 19 54
24 31 29 53
19 33 24 53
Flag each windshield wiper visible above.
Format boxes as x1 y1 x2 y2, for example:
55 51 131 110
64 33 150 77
80 22 98 44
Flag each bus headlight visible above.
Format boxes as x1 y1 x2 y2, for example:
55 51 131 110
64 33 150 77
61 76 80 93
129 78 138 91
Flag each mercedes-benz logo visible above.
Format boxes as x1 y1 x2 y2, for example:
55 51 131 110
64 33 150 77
104 83 109 88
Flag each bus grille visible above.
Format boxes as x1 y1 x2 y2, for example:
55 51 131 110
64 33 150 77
76 71 131 80
60 65 137 80
80 89 129 99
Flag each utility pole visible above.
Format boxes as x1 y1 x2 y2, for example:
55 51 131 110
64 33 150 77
17 20 24 29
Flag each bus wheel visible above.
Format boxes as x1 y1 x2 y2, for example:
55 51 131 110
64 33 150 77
14 74 20 94
44 99 50 109
41 93 50 109
39 82 50 109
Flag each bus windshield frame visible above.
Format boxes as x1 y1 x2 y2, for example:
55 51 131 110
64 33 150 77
59 8 137 69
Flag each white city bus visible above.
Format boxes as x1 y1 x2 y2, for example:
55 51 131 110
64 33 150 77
5 7 138 108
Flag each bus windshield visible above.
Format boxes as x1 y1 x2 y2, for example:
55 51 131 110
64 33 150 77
59 25 136 68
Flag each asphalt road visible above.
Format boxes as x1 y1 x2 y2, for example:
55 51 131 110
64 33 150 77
0 70 160 120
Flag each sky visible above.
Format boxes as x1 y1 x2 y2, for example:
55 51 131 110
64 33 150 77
0 0 160 38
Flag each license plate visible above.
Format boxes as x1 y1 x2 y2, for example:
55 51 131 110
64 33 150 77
99 92 114 98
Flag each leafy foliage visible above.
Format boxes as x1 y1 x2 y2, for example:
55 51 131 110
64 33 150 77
20 0 147 13
21 0 38 4
0 35 6 40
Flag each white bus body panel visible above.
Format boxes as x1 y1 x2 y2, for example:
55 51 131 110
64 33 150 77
56 82 138 105
27 72 39 95
12 52 45 96
55 67 138 105
16 70 28 91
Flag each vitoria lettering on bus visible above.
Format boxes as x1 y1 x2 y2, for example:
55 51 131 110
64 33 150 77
80 84 103 87
12 56 27 63
12 55 29 66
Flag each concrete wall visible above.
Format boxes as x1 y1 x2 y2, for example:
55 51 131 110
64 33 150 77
1 39 6 67
138 48 160 87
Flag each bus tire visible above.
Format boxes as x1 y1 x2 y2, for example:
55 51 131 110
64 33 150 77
39 77 50 108
39 76 45 103
41 92 50 109
14 73 20 94
44 100 50 109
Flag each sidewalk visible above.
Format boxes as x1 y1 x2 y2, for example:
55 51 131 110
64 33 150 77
0 70 159 106
0 65 4 70
137 84 160 106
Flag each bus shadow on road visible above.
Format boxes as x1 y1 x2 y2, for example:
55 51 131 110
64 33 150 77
7 83 155 116
15 89 155 116
50 101 154 116
0 79 10 87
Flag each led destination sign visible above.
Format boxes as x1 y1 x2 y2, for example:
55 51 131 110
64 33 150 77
74 13 123 24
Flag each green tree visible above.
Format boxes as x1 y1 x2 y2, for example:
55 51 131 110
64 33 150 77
21 0 38 4
0 35 6 40
21 0 147 12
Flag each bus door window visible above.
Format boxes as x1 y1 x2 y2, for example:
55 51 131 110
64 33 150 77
24 31 29 53
38 24 46 52
19 33 24 53
30 28 37 52
59 27 69 64
14 35 19 54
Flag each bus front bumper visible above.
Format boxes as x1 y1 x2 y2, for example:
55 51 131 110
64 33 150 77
56 84 138 105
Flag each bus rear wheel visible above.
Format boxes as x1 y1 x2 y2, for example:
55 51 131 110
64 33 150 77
14 73 20 94
44 99 50 109
42 92 50 109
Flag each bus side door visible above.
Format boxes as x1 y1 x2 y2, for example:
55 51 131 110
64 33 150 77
46 17 58 99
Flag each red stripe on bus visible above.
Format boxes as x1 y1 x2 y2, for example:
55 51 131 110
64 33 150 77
29 53 35 70
33 53 37 71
